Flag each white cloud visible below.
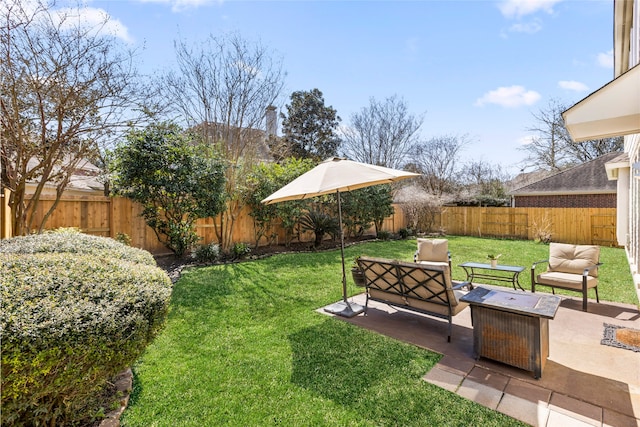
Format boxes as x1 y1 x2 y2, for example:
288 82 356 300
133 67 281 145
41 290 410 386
475 85 541 108
508 20 542 34
55 7 133 43
234 60 260 77
498 0 561 18
558 80 589 92
597 49 614 68
138 0 222 12
518 135 536 145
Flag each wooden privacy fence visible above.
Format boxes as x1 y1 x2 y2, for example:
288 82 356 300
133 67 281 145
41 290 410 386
0 193 406 254
436 206 617 247
1 192 618 253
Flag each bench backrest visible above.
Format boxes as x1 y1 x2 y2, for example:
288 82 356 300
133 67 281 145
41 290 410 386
548 243 600 277
357 256 458 307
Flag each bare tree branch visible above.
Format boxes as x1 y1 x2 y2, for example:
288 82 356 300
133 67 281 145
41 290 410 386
159 32 286 250
410 134 469 196
520 98 623 171
1 0 146 235
340 95 423 169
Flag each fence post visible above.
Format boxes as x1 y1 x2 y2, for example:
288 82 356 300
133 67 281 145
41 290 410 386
109 197 115 238
1 188 12 239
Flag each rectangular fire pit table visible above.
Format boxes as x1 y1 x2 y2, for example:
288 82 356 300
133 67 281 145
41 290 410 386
459 262 526 291
460 286 561 379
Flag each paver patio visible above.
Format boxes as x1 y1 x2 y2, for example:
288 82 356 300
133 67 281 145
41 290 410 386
322 286 640 427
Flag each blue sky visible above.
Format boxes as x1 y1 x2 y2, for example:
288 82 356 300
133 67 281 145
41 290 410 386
85 0 614 175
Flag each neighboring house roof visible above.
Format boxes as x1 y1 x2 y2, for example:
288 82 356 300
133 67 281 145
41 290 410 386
193 107 278 163
506 169 554 192
26 157 105 194
509 152 620 196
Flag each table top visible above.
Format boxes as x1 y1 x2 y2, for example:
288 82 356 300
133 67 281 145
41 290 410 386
459 262 525 273
460 286 561 319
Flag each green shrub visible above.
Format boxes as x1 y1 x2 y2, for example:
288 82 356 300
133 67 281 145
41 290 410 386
299 210 340 247
232 242 252 259
0 229 156 266
0 232 172 426
398 227 413 239
115 232 132 246
193 242 220 263
377 230 391 240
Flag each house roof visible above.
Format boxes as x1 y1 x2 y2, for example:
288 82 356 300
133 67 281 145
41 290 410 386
509 152 620 196
26 157 105 194
193 122 274 163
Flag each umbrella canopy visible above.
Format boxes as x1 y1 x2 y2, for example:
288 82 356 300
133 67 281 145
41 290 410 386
262 157 420 204
261 157 420 317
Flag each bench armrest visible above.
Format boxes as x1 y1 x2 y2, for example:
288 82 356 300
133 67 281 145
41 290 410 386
453 281 472 291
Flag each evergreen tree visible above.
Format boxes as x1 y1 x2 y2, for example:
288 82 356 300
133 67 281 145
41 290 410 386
277 89 341 161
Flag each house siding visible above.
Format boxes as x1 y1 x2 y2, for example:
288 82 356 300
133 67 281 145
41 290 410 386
623 0 639 292
513 194 616 208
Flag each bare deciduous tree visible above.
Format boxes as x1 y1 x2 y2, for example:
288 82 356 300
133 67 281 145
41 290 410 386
410 134 469 196
461 160 509 201
520 99 572 171
159 33 285 251
340 95 423 169
520 98 623 171
565 136 623 163
1 0 144 235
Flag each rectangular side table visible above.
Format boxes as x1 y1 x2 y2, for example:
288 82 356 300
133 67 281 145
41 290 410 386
460 286 561 379
459 262 526 291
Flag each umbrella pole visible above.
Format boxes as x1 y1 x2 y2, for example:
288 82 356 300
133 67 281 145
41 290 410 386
338 190 348 303
324 190 365 318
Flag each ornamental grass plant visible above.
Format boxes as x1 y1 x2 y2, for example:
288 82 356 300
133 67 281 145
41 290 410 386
123 236 635 426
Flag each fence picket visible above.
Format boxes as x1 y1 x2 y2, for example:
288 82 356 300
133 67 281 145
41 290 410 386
0 195 618 253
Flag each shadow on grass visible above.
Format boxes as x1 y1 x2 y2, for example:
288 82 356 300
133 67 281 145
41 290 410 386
288 317 439 405
287 318 526 426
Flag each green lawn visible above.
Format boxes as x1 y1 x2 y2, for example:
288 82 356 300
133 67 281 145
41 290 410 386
442 235 637 305
122 237 635 426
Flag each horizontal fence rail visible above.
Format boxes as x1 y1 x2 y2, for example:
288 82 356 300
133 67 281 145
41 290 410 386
1 191 618 254
437 206 617 246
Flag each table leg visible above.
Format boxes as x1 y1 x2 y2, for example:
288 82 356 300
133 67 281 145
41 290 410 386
462 266 475 287
513 270 525 291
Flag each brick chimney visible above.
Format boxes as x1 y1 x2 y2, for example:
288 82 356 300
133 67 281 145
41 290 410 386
265 105 277 137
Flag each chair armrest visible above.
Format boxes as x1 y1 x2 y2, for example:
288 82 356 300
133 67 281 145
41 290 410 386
582 262 603 276
531 259 549 271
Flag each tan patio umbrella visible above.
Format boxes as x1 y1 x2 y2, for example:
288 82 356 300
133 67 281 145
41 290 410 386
262 157 420 317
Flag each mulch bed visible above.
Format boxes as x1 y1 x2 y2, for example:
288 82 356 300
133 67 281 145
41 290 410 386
154 235 380 282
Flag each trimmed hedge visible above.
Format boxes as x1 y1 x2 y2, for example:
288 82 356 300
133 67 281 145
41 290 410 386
1 231 172 426
0 228 156 266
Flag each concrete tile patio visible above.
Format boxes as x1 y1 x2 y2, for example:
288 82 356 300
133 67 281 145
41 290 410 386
321 287 640 427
